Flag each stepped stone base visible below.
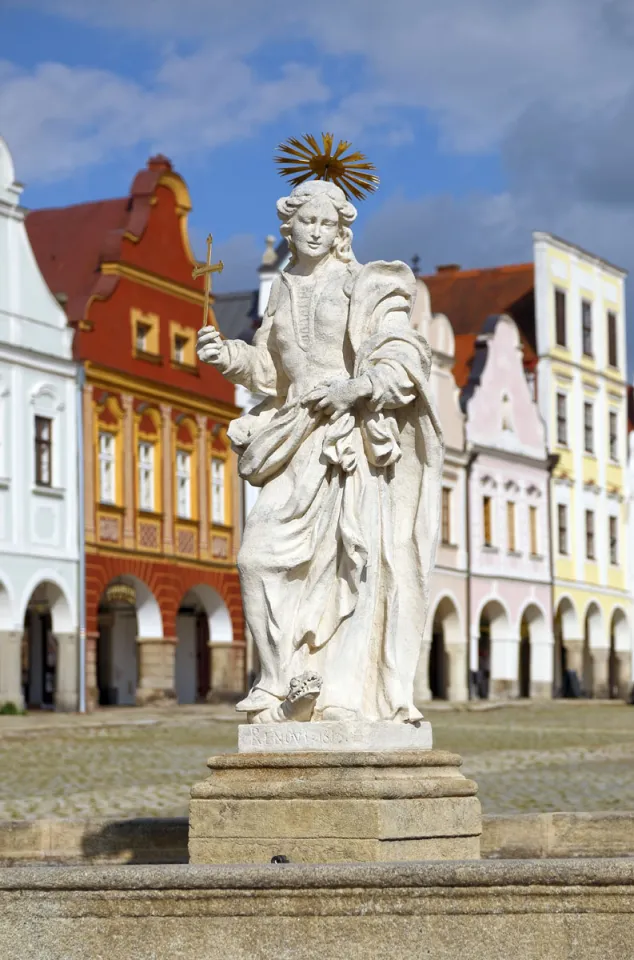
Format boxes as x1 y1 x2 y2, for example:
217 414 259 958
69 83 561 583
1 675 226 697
189 750 481 864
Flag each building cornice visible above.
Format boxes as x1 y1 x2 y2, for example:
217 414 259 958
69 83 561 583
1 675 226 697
0 343 76 376
533 231 628 278
99 261 206 307
85 361 241 422
467 444 550 470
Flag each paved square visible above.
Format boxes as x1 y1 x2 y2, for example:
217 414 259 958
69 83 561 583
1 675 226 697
0 701 632 820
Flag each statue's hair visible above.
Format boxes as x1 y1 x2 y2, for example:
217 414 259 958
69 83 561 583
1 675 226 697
277 180 357 265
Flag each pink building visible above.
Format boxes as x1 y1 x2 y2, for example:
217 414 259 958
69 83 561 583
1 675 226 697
461 315 554 698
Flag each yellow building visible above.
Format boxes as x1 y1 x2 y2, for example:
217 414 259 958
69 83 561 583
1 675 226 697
533 233 632 696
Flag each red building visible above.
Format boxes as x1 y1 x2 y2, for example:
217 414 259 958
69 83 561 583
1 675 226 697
27 156 244 707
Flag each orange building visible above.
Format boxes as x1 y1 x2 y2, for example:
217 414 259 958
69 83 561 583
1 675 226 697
27 156 244 708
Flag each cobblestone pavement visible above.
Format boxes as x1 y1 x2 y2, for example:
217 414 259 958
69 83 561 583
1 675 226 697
0 701 633 819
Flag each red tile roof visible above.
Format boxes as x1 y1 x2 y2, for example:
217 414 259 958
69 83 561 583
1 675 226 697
420 262 538 382
421 262 535 337
25 155 174 327
453 334 478 389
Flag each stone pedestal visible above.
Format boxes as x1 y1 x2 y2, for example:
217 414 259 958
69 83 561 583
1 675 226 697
189 745 481 864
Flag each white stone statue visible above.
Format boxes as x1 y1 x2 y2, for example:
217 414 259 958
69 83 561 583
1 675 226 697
197 180 444 725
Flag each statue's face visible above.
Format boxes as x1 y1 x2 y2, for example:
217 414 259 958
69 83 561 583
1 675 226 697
290 195 340 261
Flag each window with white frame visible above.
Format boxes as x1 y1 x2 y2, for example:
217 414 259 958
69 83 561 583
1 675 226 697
211 456 226 525
582 299 593 357
583 402 594 454
98 431 116 504
529 505 539 557
507 501 516 552
483 496 493 547
34 415 53 487
176 449 192 519
557 503 568 556
609 411 619 461
585 509 596 561
138 441 155 512
173 335 188 364
609 516 619 566
441 487 452 545
556 393 568 446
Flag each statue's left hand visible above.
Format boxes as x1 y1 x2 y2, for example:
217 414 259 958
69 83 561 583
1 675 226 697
303 376 372 420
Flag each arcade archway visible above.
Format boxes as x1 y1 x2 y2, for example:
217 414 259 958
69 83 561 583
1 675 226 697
428 597 462 700
96 577 162 706
21 580 72 709
175 584 234 704
518 604 548 699
477 599 511 700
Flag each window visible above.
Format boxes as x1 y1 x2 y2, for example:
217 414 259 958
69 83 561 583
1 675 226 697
609 411 618 461
555 289 567 347
557 504 568 555
176 450 192 519
583 402 594 454
483 496 492 547
607 311 618 368
556 393 568 446
585 510 595 561
174 335 188 365
136 321 151 353
582 300 593 357
441 487 452 544
98 431 116 504
138 441 154 512
34 416 52 487
609 516 618 566
211 457 226 525
529 505 539 557
507 501 516 553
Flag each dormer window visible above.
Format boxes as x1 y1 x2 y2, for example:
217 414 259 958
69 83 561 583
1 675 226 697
136 322 151 353
174 335 188 364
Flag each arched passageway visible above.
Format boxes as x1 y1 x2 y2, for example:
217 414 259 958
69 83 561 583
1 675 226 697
428 597 462 700
554 598 580 697
583 603 603 697
518 604 548 699
175 584 234 704
477 600 511 700
96 577 161 706
609 609 630 699
21 580 72 710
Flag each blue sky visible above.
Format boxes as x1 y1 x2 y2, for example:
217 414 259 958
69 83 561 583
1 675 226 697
2 0 634 372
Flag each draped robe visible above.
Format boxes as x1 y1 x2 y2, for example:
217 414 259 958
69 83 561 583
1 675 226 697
222 257 444 722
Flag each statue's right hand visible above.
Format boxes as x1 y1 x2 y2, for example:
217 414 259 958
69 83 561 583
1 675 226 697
197 326 229 368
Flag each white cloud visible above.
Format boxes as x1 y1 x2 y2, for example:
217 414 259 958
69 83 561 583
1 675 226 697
5 0 634 370
0 52 328 183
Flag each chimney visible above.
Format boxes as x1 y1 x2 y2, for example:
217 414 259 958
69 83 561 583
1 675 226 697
147 154 172 172
436 263 461 273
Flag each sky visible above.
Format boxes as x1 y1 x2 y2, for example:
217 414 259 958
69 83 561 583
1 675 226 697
2 0 634 372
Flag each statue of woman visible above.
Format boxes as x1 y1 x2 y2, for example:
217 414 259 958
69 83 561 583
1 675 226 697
197 179 444 724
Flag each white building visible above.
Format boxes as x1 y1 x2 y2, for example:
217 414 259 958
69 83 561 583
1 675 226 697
0 136 80 711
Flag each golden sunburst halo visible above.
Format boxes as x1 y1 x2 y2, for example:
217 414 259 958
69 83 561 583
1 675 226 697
275 133 380 202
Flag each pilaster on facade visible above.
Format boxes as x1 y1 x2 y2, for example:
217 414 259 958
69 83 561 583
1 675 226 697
122 393 135 548
160 402 174 553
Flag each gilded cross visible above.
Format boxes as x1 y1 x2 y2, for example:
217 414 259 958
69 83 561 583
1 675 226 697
192 234 224 330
